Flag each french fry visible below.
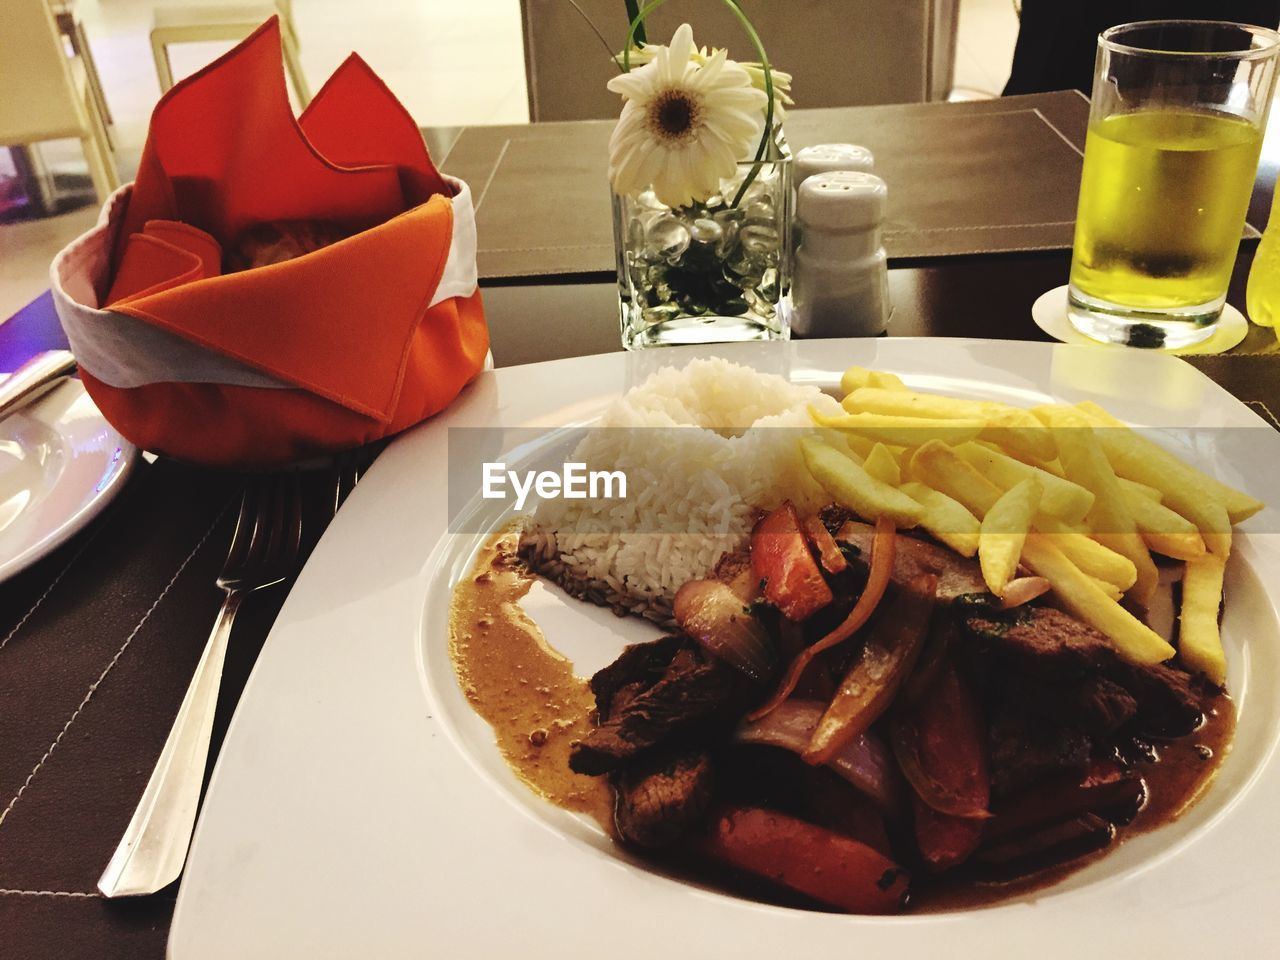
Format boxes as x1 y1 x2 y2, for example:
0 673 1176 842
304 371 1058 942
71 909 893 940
840 366 875 395
869 370 909 392
987 445 1068 476
844 388 1057 461
801 437 923 527
1034 515 1138 591
911 443 1133 589
1077 400 1263 524
844 386 984 419
812 408 985 447
908 441 1003 516
863 442 901 486
910 445 1103 594
840 365 905 396
1122 485 1207 561
1034 405 1158 606
899 481 981 557
1118 477 1162 502
1180 555 1227 685
979 478 1040 595
891 444 915 472
1035 457 1067 479
1021 535 1175 665
955 441 1094 524
1090 576 1124 602
909 444 1121 593
844 432 877 460
1074 402 1255 549
806 377 1248 687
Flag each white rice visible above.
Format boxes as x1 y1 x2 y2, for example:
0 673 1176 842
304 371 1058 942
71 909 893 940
521 358 842 622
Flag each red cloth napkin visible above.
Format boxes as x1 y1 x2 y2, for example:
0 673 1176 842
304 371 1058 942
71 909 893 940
54 17 488 467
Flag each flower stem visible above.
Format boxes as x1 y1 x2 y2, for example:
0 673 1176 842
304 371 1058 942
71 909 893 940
620 0 775 209
567 0 628 67
721 1 774 207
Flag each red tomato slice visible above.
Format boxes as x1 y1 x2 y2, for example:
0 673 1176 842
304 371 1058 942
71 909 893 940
751 503 833 622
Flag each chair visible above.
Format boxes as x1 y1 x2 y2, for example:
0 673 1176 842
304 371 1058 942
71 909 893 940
49 1 116 144
149 0 310 105
520 0 961 122
0 0 118 203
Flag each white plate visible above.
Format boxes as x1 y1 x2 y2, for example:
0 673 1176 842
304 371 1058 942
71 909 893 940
171 339 1280 959
0 378 137 582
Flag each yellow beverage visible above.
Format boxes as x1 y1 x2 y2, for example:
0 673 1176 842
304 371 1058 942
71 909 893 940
1070 110 1262 312
1246 198 1280 327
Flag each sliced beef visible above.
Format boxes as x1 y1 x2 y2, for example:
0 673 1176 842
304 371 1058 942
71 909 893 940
986 761 1145 843
613 748 715 848
1072 678 1139 735
835 521 989 603
964 606 1113 677
570 637 752 776
963 607 1203 736
1111 660 1204 737
984 676 1135 795
588 634 688 718
962 604 1205 796
997 674 1137 739
972 814 1115 882
987 705 1092 797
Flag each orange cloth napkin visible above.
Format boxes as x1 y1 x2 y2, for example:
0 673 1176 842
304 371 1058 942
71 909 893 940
66 17 487 467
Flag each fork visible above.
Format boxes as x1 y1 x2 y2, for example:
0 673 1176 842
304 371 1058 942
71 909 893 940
331 450 365 516
98 475 303 898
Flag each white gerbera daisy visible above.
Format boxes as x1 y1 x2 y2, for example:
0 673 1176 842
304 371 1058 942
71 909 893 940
625 43 793 121
607 23 768 209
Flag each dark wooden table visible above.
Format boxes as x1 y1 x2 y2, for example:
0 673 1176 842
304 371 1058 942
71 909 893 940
1 93 1278 960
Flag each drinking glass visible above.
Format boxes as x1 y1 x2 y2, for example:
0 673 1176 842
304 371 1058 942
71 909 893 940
1068 20 1280 349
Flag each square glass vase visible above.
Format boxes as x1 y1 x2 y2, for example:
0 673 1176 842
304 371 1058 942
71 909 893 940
613 153 792 349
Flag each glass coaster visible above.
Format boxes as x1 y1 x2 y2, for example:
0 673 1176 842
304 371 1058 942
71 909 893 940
1032 285 1247 355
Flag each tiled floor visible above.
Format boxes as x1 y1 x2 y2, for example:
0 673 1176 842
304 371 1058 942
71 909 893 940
0 0 1018 323
0 207 100 321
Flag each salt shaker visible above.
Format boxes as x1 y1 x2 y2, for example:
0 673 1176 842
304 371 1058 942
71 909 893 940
791 171 890 338
794 143 875 188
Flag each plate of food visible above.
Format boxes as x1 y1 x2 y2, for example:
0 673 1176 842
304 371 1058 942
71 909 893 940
170 338 1280 958
0 377 137 582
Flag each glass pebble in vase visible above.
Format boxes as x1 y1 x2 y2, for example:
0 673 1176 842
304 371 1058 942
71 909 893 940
614 152 792 349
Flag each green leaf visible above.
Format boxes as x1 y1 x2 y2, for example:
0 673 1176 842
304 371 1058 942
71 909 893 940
624 0 647 46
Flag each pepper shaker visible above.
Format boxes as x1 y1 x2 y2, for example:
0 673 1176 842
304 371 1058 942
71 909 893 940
791 171 890 338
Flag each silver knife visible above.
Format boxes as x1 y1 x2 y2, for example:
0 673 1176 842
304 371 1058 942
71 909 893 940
0 350 78 419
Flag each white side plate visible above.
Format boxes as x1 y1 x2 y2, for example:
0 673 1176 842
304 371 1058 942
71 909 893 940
172 339 1280 959
0 378 137 582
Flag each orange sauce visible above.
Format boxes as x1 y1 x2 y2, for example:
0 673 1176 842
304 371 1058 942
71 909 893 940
449 525 613 827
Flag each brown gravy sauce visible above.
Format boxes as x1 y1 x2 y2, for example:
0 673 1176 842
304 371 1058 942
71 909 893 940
448 525 613 829
450 525 1235 912
920 694 1235 911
